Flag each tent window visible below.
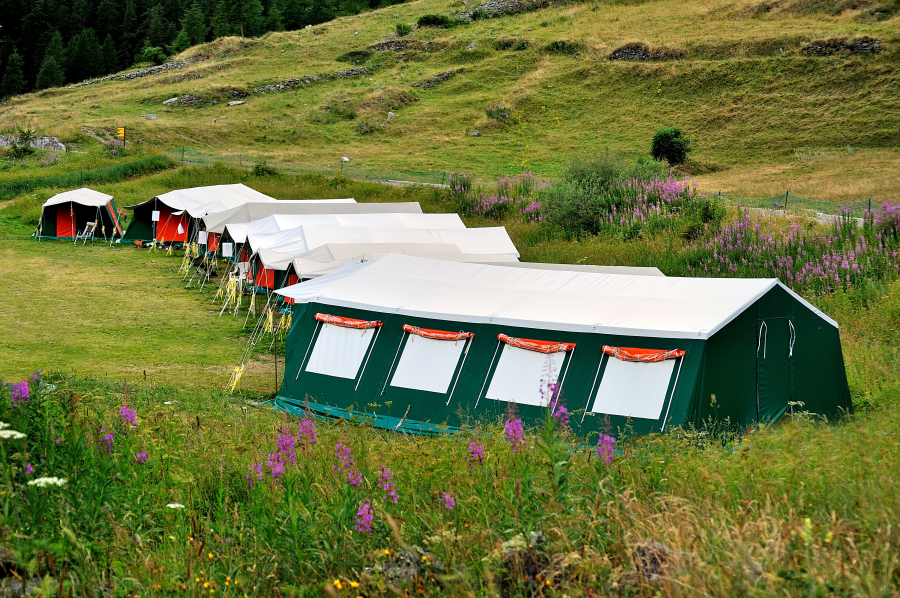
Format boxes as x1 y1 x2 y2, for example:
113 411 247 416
591 357 677 420
391 335 467 394
486 345 567 406
305 325 377 379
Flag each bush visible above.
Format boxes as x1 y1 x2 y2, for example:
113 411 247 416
484 104 512 123
545 40 583 55
139 46 168 66
252 160 278 176
471 7 489 20
651 127 692 165
336 50 372 64
417 14 454 28
494 38 529 51
396 23 412 37
10 126 36 159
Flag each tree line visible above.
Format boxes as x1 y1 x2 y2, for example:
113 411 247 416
0 0 408 98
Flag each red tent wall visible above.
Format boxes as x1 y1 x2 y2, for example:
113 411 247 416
56 204 77 238
155 205 189 242
254 267 275 289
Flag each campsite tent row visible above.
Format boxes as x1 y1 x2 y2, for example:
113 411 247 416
36 188 124 240
274 255 852 436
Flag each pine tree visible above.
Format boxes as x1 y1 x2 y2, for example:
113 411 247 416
1 52 26 98
45 31 66 65
66 29 104 83
146 4 175 48
181 2 209 46
265 3 284 31
214 0 265 38
101 34 119 74
276 0 301 30
36 56 65 89
121 0 140 66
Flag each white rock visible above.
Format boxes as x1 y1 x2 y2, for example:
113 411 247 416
387 112 396 120
467 42 478 51
145 113 157 120
228 101 245 106
163 97 178 105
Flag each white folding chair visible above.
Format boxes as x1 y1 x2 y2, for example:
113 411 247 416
74 222 96 246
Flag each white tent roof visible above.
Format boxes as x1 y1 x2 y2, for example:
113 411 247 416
486 262 665 277
42 188 113 208
249 226 520 257
227 213 466 244
125 184 278 218
203 202 422 234
277 254 837 339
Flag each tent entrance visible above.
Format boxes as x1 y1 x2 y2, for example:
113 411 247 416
756 318 795 423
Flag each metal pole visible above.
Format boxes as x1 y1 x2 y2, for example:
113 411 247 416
784 191 789 212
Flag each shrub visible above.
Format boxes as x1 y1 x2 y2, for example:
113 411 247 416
417 14 454 28
396 23 412 37
493 38 529 51
336 50 372 64
252 160 278 176
545 40 583 54
357 121 380 135
138 46 168 66
651 127 692 165
471 7 489 20
484 104 511 123
10 126 36 159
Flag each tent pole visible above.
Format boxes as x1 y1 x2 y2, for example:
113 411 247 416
660 356 684 433
380 331 407 395
296 320 321 379
581 354 606 424
474 340 502 409
354 326 381 391
445 337 472 406
552 346 575 412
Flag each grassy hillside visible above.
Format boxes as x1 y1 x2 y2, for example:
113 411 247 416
1 0 898 199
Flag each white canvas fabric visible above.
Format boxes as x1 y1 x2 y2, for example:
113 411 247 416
125 184 278 219
305 325 375 379
591 357 677 419
227 213 465 244
277 254 838 339
391 335 468 394
42 188 113 208
289 249 518 279
249 226 520 257
203 202 422 234
486 345 566 406
486 262 665 277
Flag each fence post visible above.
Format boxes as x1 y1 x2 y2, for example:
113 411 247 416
868 198 872 212
784 191 789 212
182 147 185 163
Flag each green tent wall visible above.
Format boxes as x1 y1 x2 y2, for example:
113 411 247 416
273 256 851 437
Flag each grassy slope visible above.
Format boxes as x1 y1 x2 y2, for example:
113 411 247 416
0 0 897 198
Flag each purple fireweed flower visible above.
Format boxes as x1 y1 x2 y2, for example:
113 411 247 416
597 434 616 464
55 437 61 444
378 465 398 504
246 462 263 487
347 470 363 488
441 492 456 510
267 453 286 479
505 418 524 453
98 427 114 455
11 381 29 406
552 403 570 426
119 405 137 428
468 442 485 473
277 431 296 466
355 501 374 533
133 452 148 465
25 463 33 475
334 443 354 471
298 418 316 448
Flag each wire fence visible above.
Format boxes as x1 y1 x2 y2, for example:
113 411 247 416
0 155 176 201
170 147 452 187
716 191 875 217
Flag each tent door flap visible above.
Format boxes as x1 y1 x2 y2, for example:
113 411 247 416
757 318 793 423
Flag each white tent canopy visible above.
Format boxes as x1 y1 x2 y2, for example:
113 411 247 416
277 254 836 340
248 226 520 257
226 213 466 244
203 201 422 234
42 188 114 208
486 262 665 277
125 184 278 219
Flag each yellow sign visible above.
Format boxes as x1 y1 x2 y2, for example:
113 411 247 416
116 127 126 138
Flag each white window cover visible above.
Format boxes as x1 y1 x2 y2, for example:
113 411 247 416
198 231 208 244
222 242 233 257
486 345 566 406
151 210 160 222
390 335 466 394
591 357 677 419
305 325 375 379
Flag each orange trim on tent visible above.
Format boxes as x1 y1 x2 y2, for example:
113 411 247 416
403 325 474 341
106 201 124 236
498 334 575 353
602 346 685 362
315 313 382 329
56 203 76 238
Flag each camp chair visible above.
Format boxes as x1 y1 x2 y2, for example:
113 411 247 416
74 222 96 246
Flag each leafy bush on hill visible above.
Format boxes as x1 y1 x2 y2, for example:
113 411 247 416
651 127 692 165
417 14 455 28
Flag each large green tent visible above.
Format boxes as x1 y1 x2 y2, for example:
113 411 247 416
274 255 851 437
36 188 124 240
